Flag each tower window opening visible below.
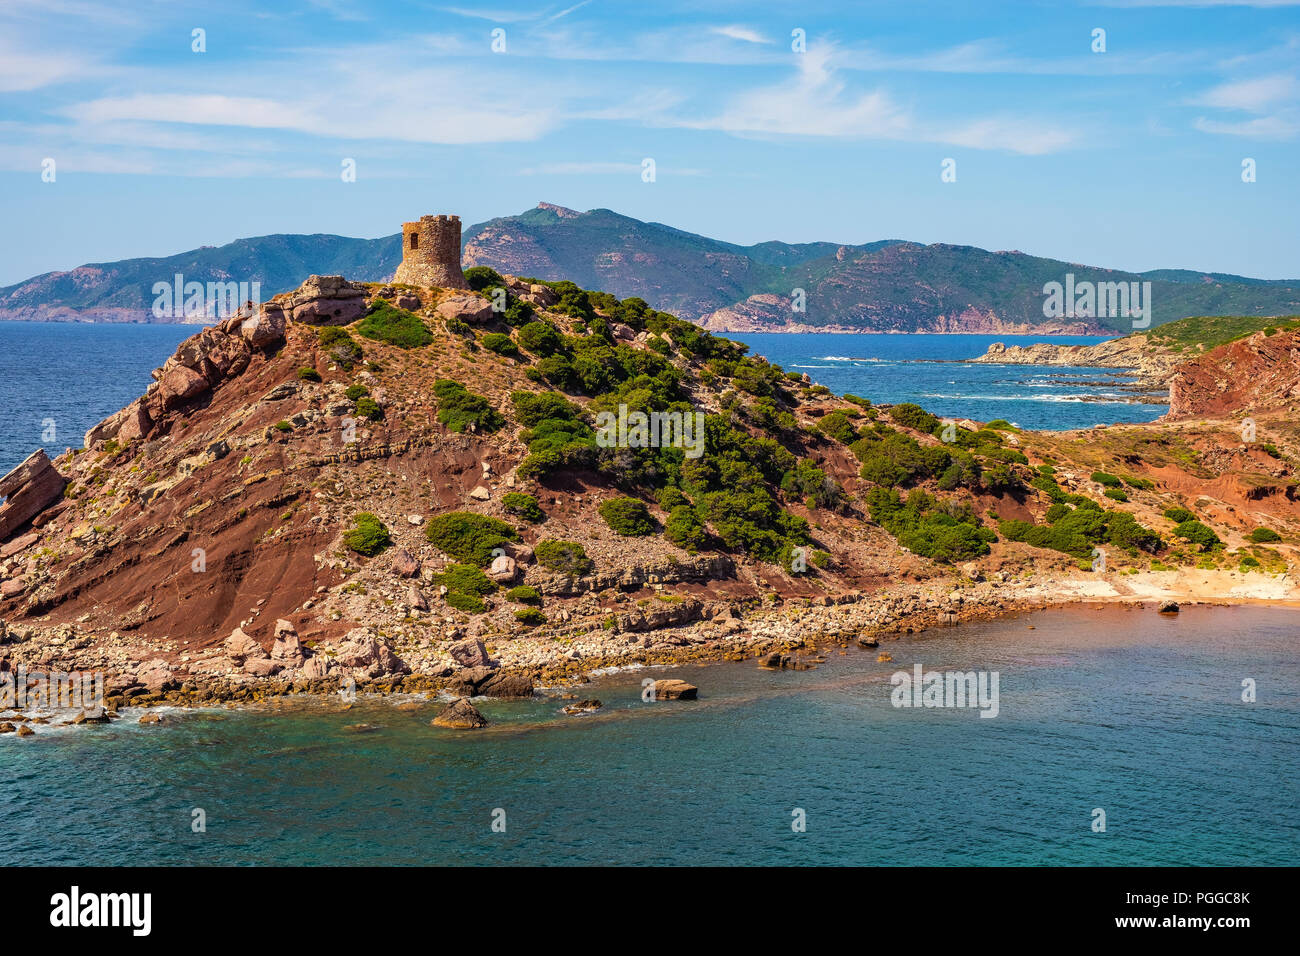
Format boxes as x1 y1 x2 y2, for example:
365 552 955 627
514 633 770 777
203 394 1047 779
409 233 419 250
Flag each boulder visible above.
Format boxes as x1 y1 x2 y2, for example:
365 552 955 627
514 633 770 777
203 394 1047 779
334 628 407 677
240 303 287 347
469 485 491 501
1158 600 1180 614
299 656 333 681
653 679 698 701
158 362 209 409
0 578 24 599
432 697 487 729
488 555 518 584
0 532 38 560
136 659 177 693
407 584 429 612
284 275 368 326
447 638 490 668
445 664 495 696
0 450 68 541
243 657 282 677
562 698 602 715
390 548 420 578
435 294 495 324
477 672 534 699
270 621 305 665
224 626 266 661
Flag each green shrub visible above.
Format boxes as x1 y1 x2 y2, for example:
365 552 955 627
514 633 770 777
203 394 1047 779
518 321 564 357
534 539 592 575
355 397 383 421
481 332 519 357
425 512 519 565
1123 475 1155 490
273 420 293 432
344 512 391 556
297 366 321 382
432 379 504 433
319 326 364 369
598 496 654 536
1104 488 1129 502
501 492 544 522
506 585 541 604
356 299 432 348
1164 506 1195 523
1091 471 1123 488
512 390 581 427
1173 519 1221 552
868 487 994 562
656 485 689 511
1246 527 1282 543
816 410 858 444
514 608 546 626
665 505 708 552
434 563 497 596
463 266 506 292
345 384 369 402
889 402 940 433
445 590 486 613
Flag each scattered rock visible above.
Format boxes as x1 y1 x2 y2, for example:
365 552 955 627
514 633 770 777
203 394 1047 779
16 723 34 737
562 698 602 715
432 697 487 729
435 294 495 324
652 679 698 701
1158 600 1180 614
469 485 491 501
488 554 518 584
0 449 68 542
391 548 420 578
447 638 490 668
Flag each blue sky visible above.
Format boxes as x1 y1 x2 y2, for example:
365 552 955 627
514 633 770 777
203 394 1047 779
2 0 1298 286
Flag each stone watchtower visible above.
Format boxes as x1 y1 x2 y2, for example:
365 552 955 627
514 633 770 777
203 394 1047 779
393 214 468 289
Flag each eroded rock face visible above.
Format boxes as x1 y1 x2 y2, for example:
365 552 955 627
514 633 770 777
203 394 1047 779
0 450 68 541
652 679 698 701
447 638 489 668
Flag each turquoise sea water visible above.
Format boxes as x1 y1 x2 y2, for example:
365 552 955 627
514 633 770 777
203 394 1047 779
4 605 1296 866
728 332 1166 431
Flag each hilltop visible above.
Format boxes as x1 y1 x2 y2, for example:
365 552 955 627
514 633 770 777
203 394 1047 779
1 262 1297 712
4 203 1299 333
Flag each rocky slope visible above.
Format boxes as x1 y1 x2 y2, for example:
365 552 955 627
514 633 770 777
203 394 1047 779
1168 326 1300 419
1 268 1297 717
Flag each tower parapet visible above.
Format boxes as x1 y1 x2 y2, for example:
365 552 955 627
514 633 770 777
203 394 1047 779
393 214 468 289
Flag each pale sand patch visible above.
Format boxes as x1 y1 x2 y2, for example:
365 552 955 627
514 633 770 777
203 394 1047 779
1036 569 1299 604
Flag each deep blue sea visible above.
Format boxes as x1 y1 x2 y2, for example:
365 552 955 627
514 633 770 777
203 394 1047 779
4 605 1296 866
0 321 194 474
728 332 1166 432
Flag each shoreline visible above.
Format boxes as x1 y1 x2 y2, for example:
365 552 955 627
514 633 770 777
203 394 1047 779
4 566 1293 728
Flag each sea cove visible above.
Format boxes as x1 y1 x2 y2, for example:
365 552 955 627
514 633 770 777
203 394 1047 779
4 604 1295 867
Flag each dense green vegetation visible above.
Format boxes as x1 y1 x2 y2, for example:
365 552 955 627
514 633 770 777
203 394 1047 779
425 512 519 566
867 488 995 562
1000 502 1161 562
344 512 391 556
534 539 592 575
1247 527 1282 543
319 326 363 369
1145 314 1300 352
505 584 541 604
356 299 433 348
432 379 505 434
434 563 497 612
598 496 654 535
1173 519 1221 552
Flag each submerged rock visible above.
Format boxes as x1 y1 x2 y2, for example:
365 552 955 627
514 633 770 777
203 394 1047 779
1158 600 1180 614
563 699 602 715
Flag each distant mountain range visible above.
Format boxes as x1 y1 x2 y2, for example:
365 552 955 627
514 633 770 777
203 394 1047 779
4 202 1298 333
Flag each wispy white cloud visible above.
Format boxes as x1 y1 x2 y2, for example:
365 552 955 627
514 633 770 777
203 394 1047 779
519 161 706 175
710 25 770 45
1195 73 1298 110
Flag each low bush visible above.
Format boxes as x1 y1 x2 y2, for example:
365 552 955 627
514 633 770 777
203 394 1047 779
505 585 541 604
534 539 592 575
1246 527 1282 543
425 512 519 566
514 608 546 626
501 492 544 522
344 512 391 556
481 332 519 357
432 379 504 433
297 366 321 382
598 496 655 535
356 299 433 348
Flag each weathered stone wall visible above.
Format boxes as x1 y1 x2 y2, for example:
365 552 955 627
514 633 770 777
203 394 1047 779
393 214 468 289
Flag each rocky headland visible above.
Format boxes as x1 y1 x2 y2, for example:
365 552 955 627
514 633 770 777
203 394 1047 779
1 245 1297 732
